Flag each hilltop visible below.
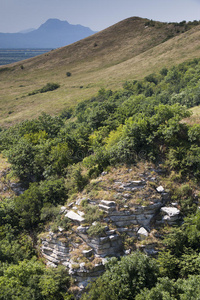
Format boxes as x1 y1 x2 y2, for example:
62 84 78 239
0 17 200 126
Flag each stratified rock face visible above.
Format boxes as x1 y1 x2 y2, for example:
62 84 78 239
41 232 70 267
40 227 122 290
79 232 123 257
104 201 163 228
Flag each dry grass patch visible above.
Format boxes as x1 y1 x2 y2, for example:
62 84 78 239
182 106 200 125
77 162 164 210
0 154 10 171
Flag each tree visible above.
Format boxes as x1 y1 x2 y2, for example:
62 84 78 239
6 138 36 181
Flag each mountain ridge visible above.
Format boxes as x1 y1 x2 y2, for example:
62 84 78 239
0 18 97 48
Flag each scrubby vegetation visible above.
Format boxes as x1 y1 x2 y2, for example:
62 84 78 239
28 82 60 96
1 57 200 298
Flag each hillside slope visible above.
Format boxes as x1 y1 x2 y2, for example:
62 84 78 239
0 17 200 126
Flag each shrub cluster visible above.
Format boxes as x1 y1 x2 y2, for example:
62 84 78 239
28 82 60 96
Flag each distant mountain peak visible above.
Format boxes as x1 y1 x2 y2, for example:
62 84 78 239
0 18 97 48
38 18 70 30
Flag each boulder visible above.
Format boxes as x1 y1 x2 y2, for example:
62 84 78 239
161 207 180 225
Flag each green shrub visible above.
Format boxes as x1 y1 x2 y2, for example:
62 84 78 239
40 204 60 222
83 204 104 224
160 67 168 76
28 83 60 96
87 222 106 237
39 82 60 93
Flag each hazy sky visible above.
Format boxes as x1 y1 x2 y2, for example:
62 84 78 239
0 0 200 33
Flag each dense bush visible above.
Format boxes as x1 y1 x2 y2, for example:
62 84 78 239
136 276 200 300
157 210 200 279
82 252 158 300
14 178 66 229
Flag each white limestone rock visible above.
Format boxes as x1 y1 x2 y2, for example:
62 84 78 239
82 249 93 257
126 180 145 187
161 207 180 224
106 229 116 236
77 225 89 233
161 207 180 217
156 186 165 193
124 249 131 255
109 235 119 241
46 261 57 268
78 210 85 217
58 226 64 232
137 227 149 240
99 204 116 212
65 210 85 223
120 181 146 191
123 193 132 199
100 200 116 207
60 206 67 213
101 171 108 176
76 197 89 206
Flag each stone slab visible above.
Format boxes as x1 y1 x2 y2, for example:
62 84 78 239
65 210 85 223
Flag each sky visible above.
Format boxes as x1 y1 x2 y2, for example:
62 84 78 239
0 0 200 33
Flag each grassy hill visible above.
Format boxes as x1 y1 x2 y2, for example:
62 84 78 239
1 17 200 126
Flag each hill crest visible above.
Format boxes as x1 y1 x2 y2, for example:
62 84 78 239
8 16 199 70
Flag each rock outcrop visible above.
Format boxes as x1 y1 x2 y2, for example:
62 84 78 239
40 165 182 293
